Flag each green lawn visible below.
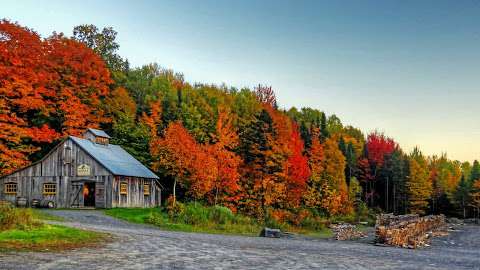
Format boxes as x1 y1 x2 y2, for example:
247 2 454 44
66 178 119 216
105 207 158 224
0 224 108 252
105 207 337 238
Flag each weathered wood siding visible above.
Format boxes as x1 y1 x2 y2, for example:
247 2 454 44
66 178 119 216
111 176 160 208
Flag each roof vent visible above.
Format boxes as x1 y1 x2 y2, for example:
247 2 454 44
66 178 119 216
83 128 110 145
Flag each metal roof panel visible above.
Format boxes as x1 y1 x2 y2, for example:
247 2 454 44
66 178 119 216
70 136 159 179
87 128 111 138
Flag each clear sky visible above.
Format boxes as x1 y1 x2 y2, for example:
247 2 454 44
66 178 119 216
3 0 480 162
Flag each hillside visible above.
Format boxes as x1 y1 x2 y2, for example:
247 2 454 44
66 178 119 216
1 20 479 222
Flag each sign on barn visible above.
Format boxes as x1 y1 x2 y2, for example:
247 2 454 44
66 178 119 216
77 164 91 176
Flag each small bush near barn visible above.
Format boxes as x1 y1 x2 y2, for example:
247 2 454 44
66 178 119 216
0 204 41 231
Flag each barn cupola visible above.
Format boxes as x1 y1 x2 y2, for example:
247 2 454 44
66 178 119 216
83 128 111 145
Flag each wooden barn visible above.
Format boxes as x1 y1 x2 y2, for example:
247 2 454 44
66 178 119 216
0 128 161 208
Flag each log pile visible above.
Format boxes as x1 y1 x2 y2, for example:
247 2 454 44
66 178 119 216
331 224 367 240
375 214 448 249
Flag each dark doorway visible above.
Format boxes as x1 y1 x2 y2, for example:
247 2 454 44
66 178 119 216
83 182 96 207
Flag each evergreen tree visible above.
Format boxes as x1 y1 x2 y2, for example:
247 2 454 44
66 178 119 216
470 179 480 219
238 109 283 218
345 142 357 185
470 160 480 182
380 150 407 214
299 121 311 150
320 112 329 141
455 175 470 218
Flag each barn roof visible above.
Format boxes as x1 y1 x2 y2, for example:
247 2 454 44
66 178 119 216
70 136 159 179
87 128 111 138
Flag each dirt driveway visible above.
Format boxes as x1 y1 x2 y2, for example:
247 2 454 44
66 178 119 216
0 210 479 270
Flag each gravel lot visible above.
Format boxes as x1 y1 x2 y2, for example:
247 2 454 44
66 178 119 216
0 210 479 270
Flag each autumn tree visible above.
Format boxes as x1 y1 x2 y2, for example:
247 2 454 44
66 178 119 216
150 122 217 202
322 137 351 215
407 149 432 215
364 132 396 208
238 109 278 217
106 87 151 164
285 125 311 208
0 20 112 174
254 85 277 108
366 132 396 168
207 107 242 206
304 128 324 208
0 20 56 174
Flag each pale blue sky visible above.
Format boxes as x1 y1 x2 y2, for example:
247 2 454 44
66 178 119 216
3 0 480 162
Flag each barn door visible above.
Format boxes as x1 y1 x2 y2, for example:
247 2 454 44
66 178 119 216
95 182 105 208
70 183 83 208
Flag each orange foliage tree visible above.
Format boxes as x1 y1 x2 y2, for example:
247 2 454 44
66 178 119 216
303 128 325 208
207 107 242 207
0 20 111 175
285 125 310 208
150 122 217 202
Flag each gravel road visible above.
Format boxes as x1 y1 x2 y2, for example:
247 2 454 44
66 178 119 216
0 210 479 270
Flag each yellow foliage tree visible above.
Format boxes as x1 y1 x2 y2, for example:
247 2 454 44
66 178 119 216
407 158 432 215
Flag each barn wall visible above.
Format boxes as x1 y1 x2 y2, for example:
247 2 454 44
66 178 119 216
111 176 160 208
0 138 112 208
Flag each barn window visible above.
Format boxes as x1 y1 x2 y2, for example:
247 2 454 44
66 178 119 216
4 183 17 195
95 137 109 145
120 182 128 195
144 183 150 195
43 183 57 195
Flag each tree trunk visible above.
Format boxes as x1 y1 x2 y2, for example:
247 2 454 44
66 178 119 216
173 178 177 204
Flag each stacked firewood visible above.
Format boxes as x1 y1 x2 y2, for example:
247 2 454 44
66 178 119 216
331 224 367 240
375 213 419 226
375 214 447 249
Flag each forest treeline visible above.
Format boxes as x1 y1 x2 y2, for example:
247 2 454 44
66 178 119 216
1 20 480 222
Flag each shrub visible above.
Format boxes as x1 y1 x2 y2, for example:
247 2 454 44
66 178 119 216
300 216 329 230
0 205 41 231
330 213 355 224
209 206 234 225
181 203 209 225
355 202 370 222
146 212 169 226
166 196 185 219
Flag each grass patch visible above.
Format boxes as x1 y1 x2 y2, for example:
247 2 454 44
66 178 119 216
0 205 107 252
0 224 108 252
106 207 158 224
105 204 337 238
106 206 262 236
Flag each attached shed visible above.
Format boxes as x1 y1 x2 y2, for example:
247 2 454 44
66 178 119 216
0 128 161 208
